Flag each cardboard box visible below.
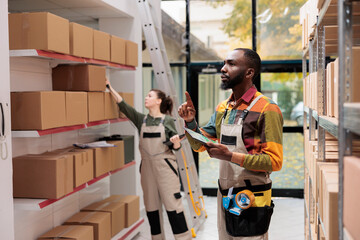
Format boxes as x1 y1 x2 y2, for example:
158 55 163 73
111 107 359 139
9 12 69 54
317 162 338 220
352 47 360 102
107 140 125 170
93 30 110 61
88 92 105 122
344 156 360 238
93 147 111 177
64 211 111 240
38 225 93 240
65 92 88 126
70 22 93 58
11 91 66 130
327 62 335 117
334 58 339 118
82 201 126 236
101 195 139 227
323 171 338 240
52 65 106 92
50 148 94 188
125 40 138 67
104 92 119 120
13 153 73 199
118 92 134 118
110 35 126 64
119 92 134 107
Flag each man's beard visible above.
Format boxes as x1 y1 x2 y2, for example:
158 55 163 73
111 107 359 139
220 71 245 90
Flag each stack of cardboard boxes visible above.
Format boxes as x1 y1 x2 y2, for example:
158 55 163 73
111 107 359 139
8 12 138 66
8 10 140 240
37 195 140 240
12 143 126 199
9 11 137 131
304 130 339 240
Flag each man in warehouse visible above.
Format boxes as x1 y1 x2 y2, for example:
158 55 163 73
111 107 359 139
178 48 283 239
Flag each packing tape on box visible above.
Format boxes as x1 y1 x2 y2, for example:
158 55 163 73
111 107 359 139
40 225 78 240
65 211 99 225
82 201 116 214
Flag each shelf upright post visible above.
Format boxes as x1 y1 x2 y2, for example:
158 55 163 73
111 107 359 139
303 39 309 131
317 23 326 165
309 40 317 141
317 30 326 235
338 1 353 239
302 42 311 240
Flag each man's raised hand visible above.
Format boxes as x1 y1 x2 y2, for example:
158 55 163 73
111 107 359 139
178 91 196 123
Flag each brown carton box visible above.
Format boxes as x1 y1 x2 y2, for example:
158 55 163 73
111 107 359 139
70 22 93 58
82 201 126 236
52 65 106 92
110 35 126 64
93 147 111 177
334 58 339 118
327 62 335 117
64 212 111 240
38 225 93 240
9 12 69 54
118 92 134 118
125 40 138 67
119 92 134 107
13 153 73 199
65 92 88 126
101 195 139 227
107 140 125 170
11 91 66 130
352 47 360 102
317 162 338 220
50 149 94 188
344 156 360 238
88 92 106 122
104 92 119 120
93 30 110 61
323 172 338 240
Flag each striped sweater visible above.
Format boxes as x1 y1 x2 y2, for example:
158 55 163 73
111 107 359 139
186 85 283 172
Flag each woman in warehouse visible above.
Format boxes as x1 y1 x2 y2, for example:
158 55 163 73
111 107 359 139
106 80 191 240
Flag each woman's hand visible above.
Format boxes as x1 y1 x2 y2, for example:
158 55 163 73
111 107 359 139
170 134 183 149
204 142 232 161
106 79 123 103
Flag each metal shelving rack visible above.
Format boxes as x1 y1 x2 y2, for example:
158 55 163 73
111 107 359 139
303 0 359 239
338 1 359 239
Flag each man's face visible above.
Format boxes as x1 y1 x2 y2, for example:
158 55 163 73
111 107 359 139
220 50 248 90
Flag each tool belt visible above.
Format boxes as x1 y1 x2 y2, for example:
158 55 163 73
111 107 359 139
219 180 274 237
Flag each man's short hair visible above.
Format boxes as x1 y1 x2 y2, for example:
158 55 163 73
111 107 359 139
234 48 261 80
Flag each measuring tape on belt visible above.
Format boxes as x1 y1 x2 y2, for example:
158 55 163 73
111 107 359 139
223 187 255 216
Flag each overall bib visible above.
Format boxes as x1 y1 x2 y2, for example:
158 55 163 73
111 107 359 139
217 95 274 240
139 116 191 240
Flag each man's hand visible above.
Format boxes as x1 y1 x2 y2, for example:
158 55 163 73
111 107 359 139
205 142 232 161
178 91 196 123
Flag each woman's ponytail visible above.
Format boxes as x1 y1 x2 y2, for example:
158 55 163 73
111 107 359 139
151 89 173 115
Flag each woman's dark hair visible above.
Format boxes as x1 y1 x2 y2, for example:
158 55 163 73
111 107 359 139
151 89 173 115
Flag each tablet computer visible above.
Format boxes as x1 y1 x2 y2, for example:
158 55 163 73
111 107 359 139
184 127 216 145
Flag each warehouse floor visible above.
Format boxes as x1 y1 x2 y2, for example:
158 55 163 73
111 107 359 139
133 196 304 240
